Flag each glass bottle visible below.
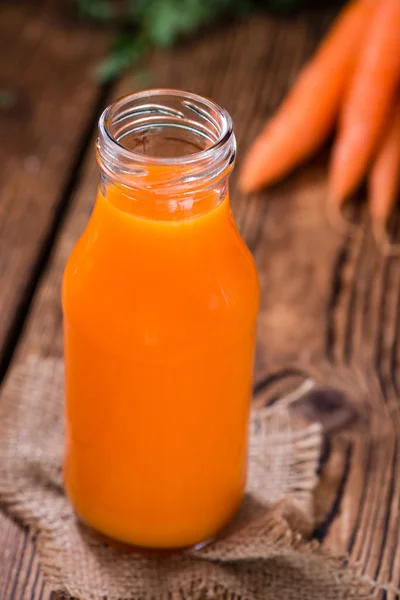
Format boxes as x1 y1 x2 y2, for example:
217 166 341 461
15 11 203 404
62 89 260 549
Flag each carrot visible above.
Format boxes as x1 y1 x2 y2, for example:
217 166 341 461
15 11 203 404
239 0 377 194
369 100 400 228
329 0 400 206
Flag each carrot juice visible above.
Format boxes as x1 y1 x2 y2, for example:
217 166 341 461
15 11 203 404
62 90 259 549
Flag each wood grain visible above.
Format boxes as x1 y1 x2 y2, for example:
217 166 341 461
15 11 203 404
324 213 400 596
0 1 106 370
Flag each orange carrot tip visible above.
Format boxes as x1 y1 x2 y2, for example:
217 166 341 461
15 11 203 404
239 0 377 194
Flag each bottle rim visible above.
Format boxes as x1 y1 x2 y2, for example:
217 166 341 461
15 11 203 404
98 88 234 166
96 89 236 193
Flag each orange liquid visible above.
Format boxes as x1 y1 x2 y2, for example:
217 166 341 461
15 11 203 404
62 181 259 549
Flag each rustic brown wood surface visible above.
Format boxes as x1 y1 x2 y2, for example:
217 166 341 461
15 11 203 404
0 2 399 598
0 1 107 374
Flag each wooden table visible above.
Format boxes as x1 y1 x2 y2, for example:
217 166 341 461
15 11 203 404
1 2 399 598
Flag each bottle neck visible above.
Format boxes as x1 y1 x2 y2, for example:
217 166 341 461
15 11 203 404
96 89 236 222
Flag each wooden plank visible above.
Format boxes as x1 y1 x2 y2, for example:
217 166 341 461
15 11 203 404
0 2 106 596
0 2 106 367
0 531 52 600
321 214 400 594
283 223 400 596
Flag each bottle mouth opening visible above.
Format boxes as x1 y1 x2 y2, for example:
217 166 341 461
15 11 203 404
98 89 234 166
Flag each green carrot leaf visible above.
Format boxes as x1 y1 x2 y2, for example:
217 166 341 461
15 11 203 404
75 0 114 22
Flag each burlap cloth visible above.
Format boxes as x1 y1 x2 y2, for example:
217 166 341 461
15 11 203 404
0 356 376 599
